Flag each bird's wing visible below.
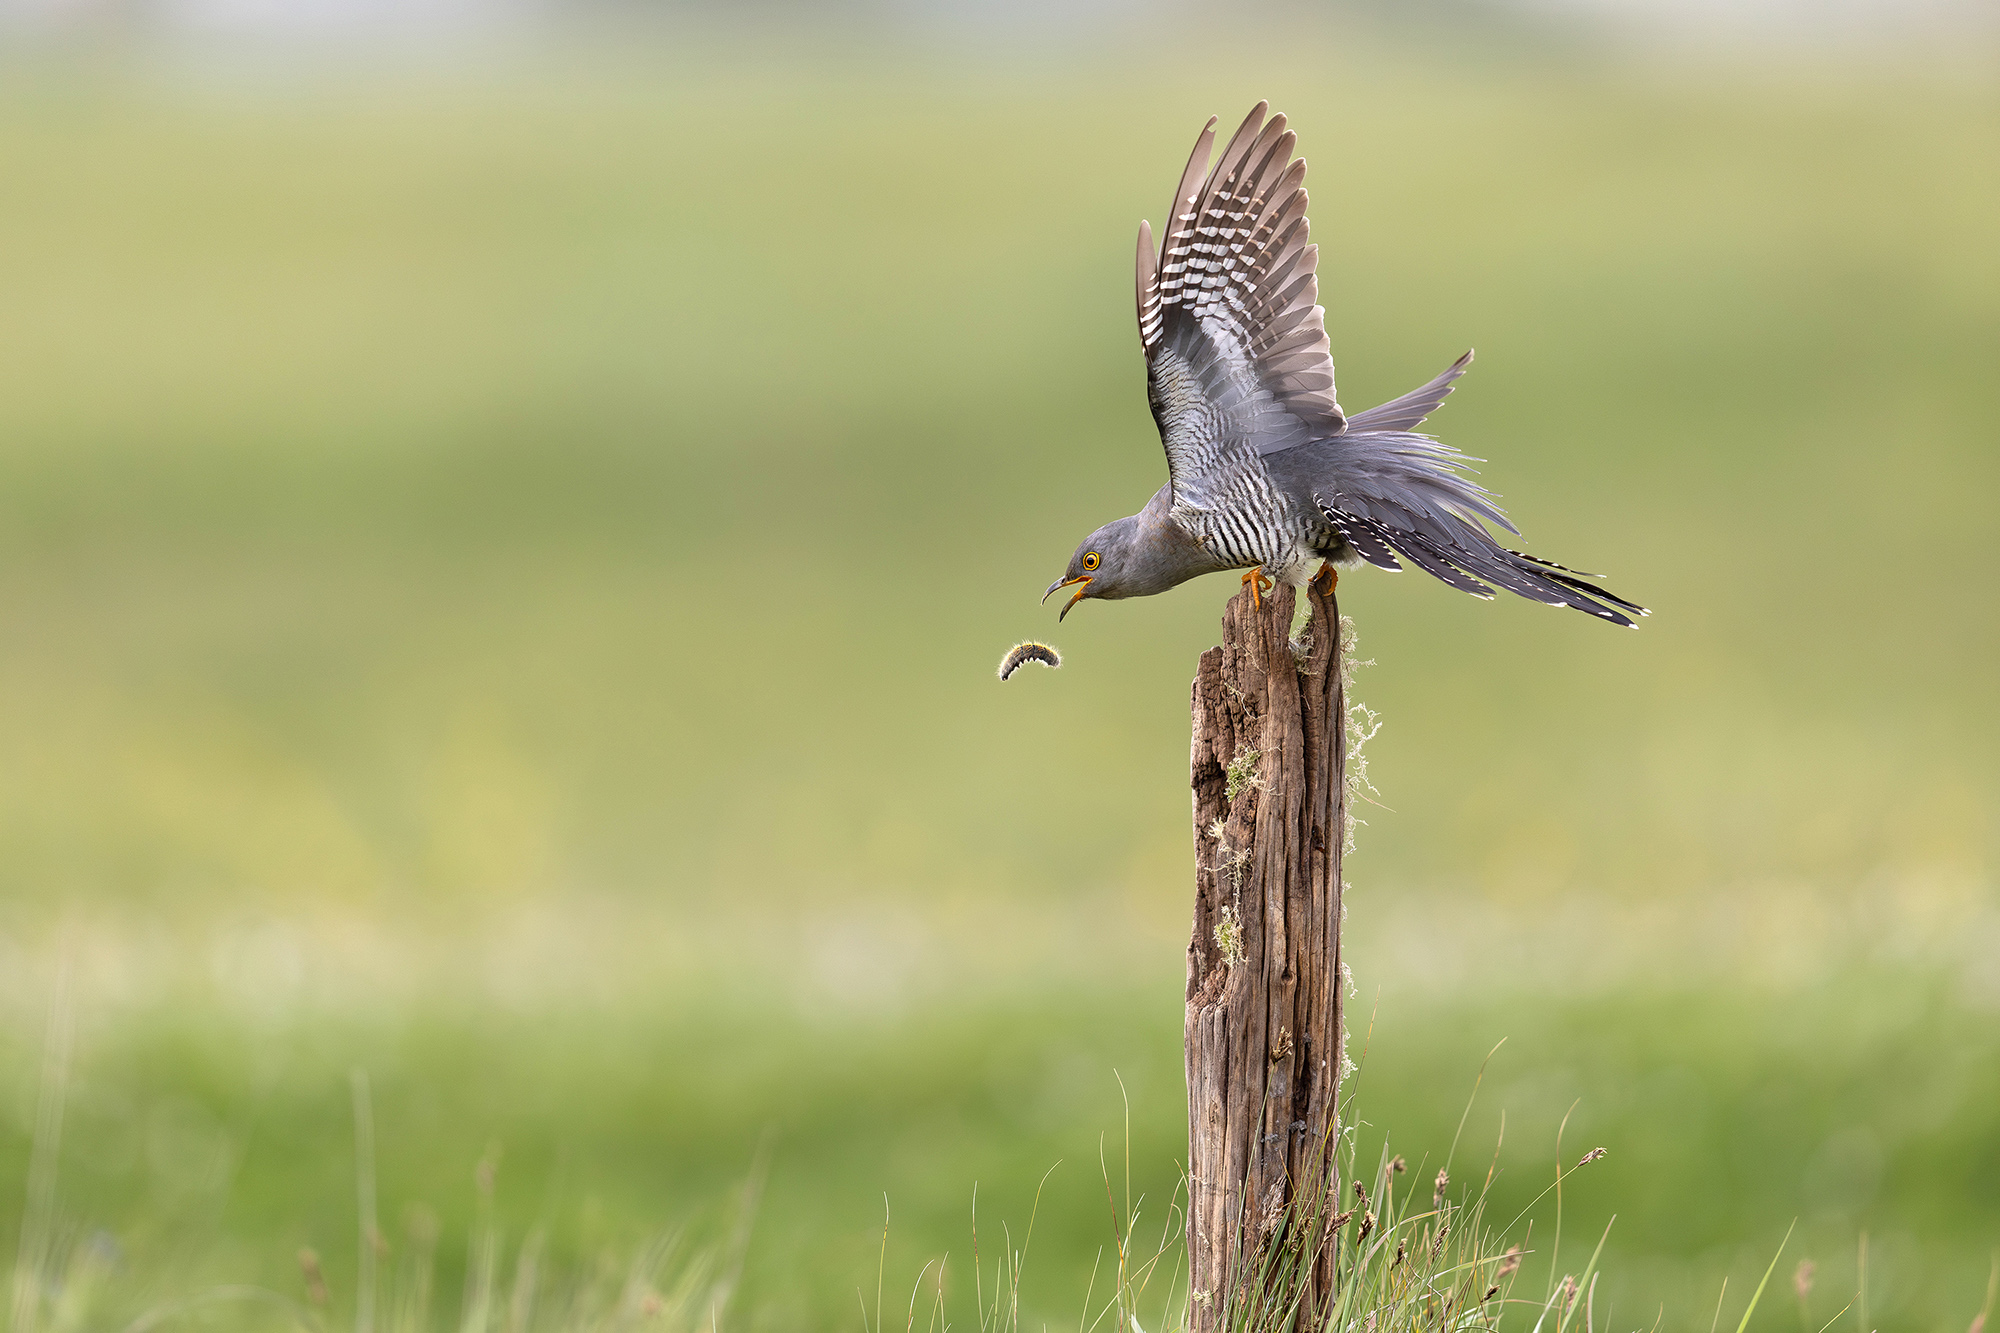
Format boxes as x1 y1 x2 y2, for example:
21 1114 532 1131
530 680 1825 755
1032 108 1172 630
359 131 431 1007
1136 103 1344 508
1344 350 1473 433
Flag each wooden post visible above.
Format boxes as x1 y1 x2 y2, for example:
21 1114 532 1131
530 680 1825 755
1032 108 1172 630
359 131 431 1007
1186 580 1346 1332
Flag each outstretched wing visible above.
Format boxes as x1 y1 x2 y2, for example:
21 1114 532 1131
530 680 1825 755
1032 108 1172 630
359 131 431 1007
1135 103 1344 510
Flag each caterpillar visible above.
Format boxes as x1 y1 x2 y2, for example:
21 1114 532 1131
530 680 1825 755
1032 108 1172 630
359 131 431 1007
997 641 1061 681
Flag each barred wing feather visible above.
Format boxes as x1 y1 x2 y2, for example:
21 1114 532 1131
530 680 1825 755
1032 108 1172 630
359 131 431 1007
1136 102 1344 509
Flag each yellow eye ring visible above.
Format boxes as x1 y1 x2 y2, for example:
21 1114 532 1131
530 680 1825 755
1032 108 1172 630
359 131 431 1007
1082 551 1100 571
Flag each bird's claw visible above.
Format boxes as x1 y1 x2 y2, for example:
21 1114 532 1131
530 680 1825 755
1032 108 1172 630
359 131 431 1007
1240 566 1274 609
1310 562 1338 597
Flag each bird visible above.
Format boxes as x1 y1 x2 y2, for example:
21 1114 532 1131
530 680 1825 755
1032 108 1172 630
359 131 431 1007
1044 103 1646 629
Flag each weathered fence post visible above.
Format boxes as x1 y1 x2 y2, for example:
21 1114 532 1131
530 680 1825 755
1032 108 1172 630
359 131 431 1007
1187 580 1347 1332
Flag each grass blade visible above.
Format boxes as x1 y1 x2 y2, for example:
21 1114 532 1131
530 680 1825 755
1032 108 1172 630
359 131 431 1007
1734 1222 1799 1333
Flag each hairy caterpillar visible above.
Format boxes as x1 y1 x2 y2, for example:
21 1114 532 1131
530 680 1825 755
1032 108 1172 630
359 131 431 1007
997 641 1061 681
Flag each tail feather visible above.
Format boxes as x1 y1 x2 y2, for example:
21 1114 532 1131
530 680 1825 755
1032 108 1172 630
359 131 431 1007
1508 549 1602 579
1433 539 1639 627
1534 566 1649 617
1313 493 1642 628
1386 530 1495 598
1424 537 1575 607
1311 493 1401 571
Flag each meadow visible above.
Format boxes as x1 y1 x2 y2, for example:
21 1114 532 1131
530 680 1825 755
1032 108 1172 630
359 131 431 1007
0 35 1995 1333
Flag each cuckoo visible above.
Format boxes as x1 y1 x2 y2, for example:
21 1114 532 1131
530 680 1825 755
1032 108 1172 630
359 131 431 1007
1045 103 1646 628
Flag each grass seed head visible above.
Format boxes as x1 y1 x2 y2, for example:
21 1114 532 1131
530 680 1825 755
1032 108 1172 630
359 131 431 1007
1434 1168 1450 1206
1498 1245 1523 1277
297 1248 329 1307
1794 1259 1816 1301
475 1146 500 1195
1389 1154 1406 1175
1577 1147 1607 1167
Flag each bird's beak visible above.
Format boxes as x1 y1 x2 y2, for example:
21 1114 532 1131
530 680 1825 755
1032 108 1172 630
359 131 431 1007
1044 574 1092 621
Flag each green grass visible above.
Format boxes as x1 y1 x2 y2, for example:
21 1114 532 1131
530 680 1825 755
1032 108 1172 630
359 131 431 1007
0 34 1995 1333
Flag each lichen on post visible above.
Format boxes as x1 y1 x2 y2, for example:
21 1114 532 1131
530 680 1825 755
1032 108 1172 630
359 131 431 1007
1186 580 1347 1331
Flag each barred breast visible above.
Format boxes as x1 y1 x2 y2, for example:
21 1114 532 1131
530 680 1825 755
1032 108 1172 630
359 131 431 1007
1169 450 1333 587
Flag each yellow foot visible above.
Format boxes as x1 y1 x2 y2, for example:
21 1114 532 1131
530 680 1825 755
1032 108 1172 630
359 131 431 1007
1310 561 1339 597
1240 566 1275 609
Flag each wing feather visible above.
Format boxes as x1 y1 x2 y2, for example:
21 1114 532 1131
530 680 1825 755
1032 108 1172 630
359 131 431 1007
1134 103 1346 508
1149 116 1220 336
1134 220 1159 347
1345 350 1474 433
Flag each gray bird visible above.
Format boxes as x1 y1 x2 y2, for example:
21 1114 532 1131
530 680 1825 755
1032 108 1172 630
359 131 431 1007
1045 103 1646 628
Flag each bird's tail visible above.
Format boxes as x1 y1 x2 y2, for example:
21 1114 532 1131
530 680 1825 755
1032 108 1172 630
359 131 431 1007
1308 431 1648 628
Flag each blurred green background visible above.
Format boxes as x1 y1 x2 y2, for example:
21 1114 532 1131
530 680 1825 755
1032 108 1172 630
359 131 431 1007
0 13 1996 1333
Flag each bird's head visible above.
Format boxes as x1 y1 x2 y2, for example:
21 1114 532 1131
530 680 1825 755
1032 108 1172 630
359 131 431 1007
1043 517 1145 621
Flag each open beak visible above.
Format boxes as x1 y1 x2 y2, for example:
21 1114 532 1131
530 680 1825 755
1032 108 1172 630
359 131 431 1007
1043 574 1092 621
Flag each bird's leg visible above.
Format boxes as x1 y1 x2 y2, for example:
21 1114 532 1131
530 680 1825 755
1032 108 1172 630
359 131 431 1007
1240 566 1274 609
1310 561 1339 597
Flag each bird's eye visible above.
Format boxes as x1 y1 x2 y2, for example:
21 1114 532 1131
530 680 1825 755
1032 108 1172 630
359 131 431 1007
1082 551 1100 571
